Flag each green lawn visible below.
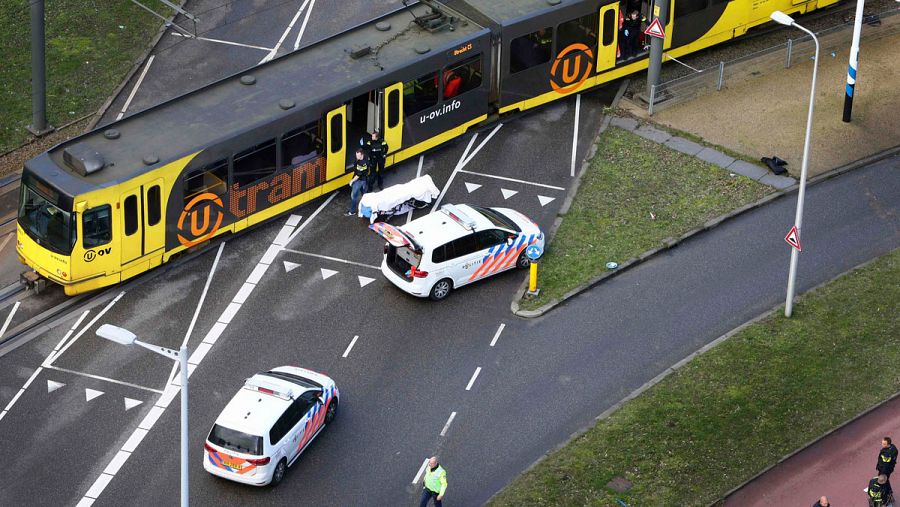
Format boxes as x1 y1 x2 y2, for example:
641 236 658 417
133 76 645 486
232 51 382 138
0 0 168 152
493 249 900 506
519 126 770 310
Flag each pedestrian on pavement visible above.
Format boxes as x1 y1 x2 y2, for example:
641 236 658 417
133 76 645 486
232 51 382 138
879 437 899 478
364 131 389 191
867 474 894 507
420 456 447 507
812 495 830 507
346 148 370 216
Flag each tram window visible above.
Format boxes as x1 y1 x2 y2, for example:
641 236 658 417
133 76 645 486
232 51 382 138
283 123 322 169
147 185 161 226
602 10 615 46
402 71 439 116
443 55 482 99
82 205 111 248
330 114 343 153
676 0 708 16
509 28 553 74
556 13 599 55
124 195 138 236
387 89 400 128
184 160 227 203
233 140 277 187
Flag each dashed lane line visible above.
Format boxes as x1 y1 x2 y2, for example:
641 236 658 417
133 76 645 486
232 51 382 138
490 323 505 347
280 248 381 270
116 55 154 121
0 301 20 338
407 155 425 224
292 0 317 50
261 0 312 63
440 411 457 437
48 292 126 366
0 232 13 254
169 32 274 52
412 458 429 484
342 335 359 358
456 169 566 191
432 133 478 211
571 93 581 177
465 367 482 391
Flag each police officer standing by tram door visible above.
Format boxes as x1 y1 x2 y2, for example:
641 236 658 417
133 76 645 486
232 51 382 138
346 148 370 216
420 456 447 507
364 131 389 191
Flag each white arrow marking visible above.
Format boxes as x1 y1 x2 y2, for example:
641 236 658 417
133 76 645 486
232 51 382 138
47 380 65 393
538 195 556 207
85 388 104 402
283 261 301 273
464 182 482 193
358 276 375 288
124 398 143 411
321 268 338 280
501 188 518 200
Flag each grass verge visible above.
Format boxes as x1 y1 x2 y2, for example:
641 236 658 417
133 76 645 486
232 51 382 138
518 126 770 310
493 248 900 506
0 0 169 153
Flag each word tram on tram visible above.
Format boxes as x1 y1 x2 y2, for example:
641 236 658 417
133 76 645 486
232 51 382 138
17 0 835 294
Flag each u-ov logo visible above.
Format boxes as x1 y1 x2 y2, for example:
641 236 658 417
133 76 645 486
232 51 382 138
550 43 594 94
177 192 224 247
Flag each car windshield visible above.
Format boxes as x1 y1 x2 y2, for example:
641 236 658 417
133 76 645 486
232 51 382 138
18 183 75 255
208 424 263 456
470 205 520 232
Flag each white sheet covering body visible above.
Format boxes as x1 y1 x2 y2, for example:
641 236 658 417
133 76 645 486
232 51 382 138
359 175 440 219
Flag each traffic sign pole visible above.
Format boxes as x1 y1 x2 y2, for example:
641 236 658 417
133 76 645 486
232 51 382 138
646 0 669 96
528 263 538 294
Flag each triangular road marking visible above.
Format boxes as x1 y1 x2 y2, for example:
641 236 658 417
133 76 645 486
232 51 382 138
537 195 556 207
321 268 338 280
124 397 143 411
85 388 104 402
358 276 376 288
464 182 482 193
283 261 301 273
47 380 65 393
501 188 518 200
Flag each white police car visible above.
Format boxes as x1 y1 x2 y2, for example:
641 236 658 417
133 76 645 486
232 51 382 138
370 204 544 300
203 366 339 486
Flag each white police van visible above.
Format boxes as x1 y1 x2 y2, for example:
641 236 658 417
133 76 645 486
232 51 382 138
203 366 339 486
370 204 544 300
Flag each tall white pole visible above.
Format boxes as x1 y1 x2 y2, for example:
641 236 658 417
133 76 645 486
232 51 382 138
842 0 865 122
180 346 189 507
785 24 819 317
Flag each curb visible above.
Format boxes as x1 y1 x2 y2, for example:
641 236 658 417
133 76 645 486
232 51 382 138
87 1 188 131
511 141 900 318
488 248 898 505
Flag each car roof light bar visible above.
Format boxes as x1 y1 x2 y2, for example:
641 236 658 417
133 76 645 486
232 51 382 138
440 204 476 230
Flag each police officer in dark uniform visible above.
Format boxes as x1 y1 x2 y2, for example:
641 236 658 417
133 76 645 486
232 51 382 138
879 437 899 478
868 474 894 507
364 131 389 191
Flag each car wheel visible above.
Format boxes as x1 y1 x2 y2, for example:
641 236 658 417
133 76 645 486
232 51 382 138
516 252 533 269
324 399 338 424
271 459 287 486
429 278 452 301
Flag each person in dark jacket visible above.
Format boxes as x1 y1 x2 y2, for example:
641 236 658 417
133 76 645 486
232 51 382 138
878 437 899 477
868 474 893 507
346 148 370 216
364 131 389 191
812 495 830 507
620 10 644 59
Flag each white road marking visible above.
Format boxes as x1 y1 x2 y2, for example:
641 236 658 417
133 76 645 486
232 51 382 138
358 275 376 287
464 182 481 193
0 232 13 254
281 248 381 270
460 123 503 168
457 169 566 191
0 367 49 422
45 365 163 394
116 55 154 121
165 242 224 388
500 188 518 200
538 195 556 207
85 388 104 402
320 268 338 280
0 301 21 338
48 292 125 366
342 335 359 358
571 93 581 177
48 310 89 359
124 398 143 411
46 379 65 393
490 323 505 347
77 197 335 506
286 193 337 246
261 0 312 63
440 411 457 437
412 458 429 484
407 155 425 224
292 0 317 50
169 31 274 52
274 214 303 246
432 133 479 211
465 367 482 391
283 260 301 273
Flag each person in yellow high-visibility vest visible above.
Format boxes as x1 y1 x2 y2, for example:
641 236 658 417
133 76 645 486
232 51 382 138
420 456 447 507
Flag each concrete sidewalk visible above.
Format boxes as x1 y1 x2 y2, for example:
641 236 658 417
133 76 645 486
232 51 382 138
724 394 900 506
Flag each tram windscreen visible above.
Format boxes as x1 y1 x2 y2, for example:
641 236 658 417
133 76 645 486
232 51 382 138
18 183 75 255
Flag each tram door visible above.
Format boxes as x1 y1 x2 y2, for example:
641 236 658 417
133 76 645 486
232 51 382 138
325 105 347 181
383 82 403 162
597 3 619 71
119 186 144 264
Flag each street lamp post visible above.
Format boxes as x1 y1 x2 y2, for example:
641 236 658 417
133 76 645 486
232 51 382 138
770 11 819 318
96 324 189 506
